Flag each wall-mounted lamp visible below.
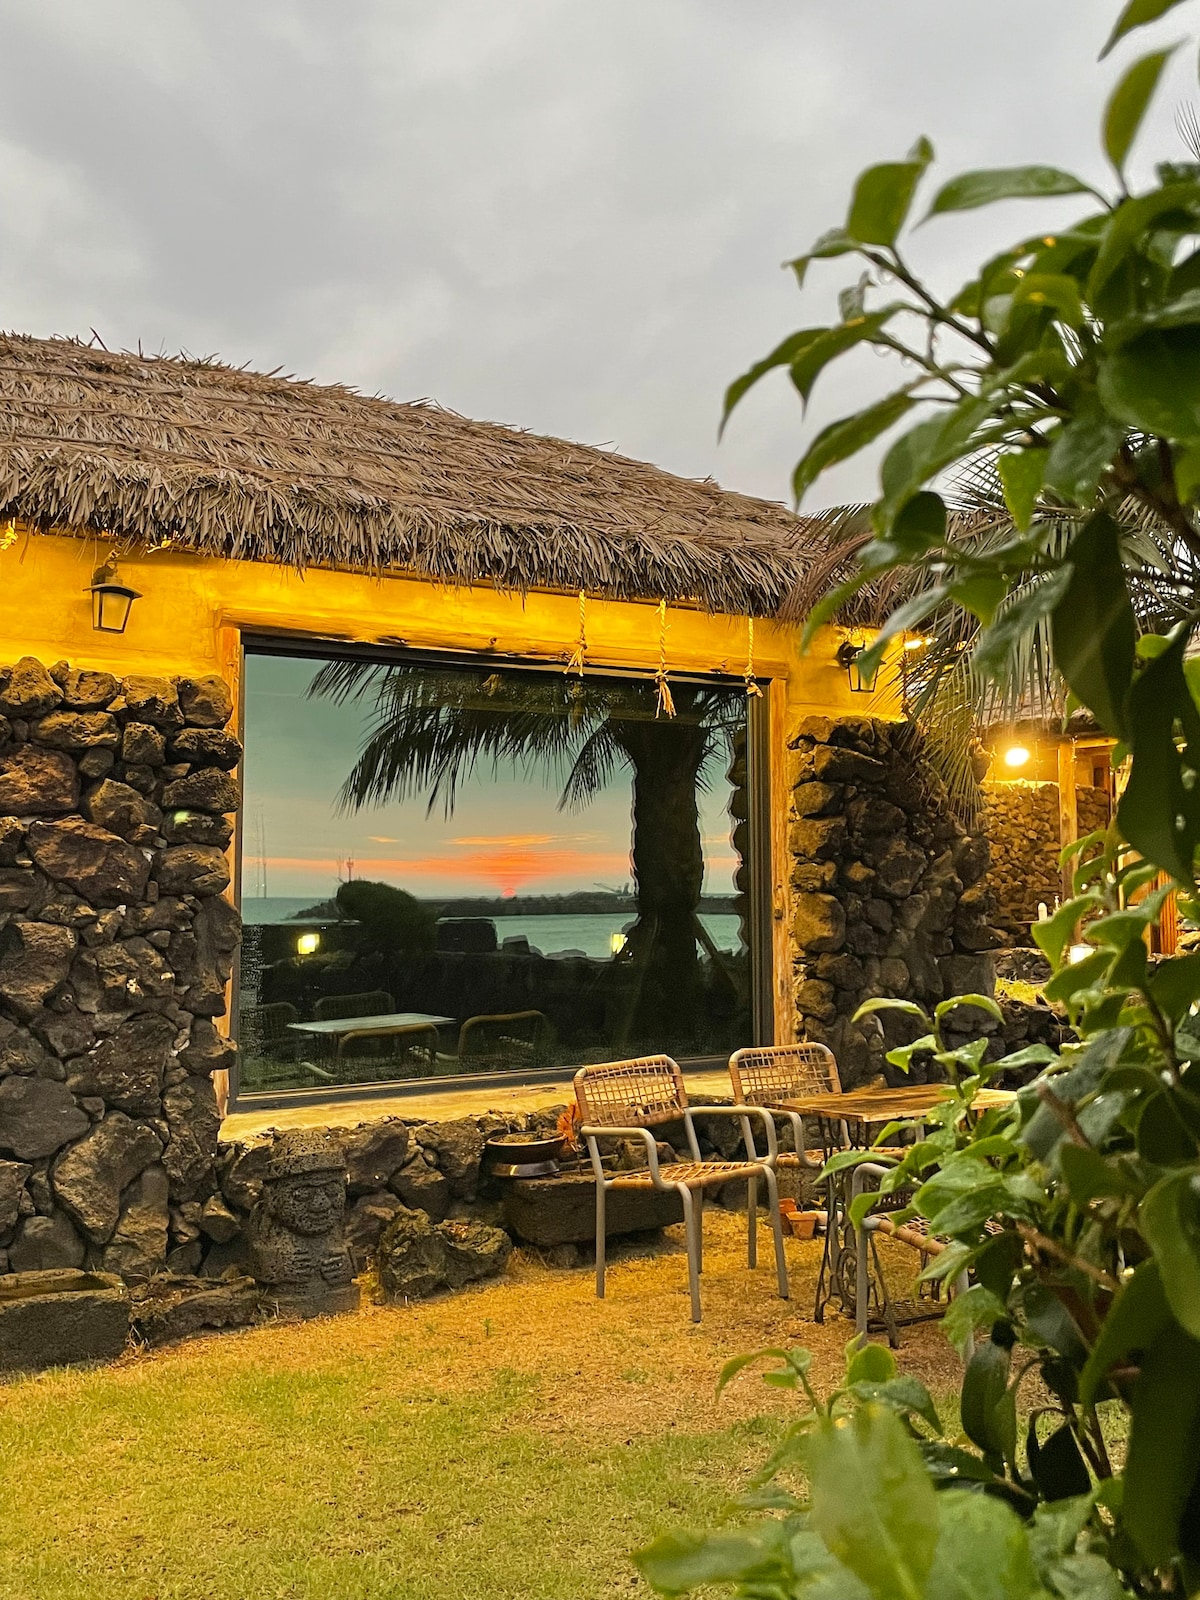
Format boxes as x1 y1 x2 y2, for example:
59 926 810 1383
903 635 934 652
87 556 141 634
835 639 878 694
296 931 321 957
1003 745 1032 770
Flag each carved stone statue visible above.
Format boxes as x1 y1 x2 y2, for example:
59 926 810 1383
246 1130 359 1318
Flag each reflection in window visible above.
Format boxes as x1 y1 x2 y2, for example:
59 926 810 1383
237 649 758 1092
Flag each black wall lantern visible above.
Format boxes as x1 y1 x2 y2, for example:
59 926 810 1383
835 638 878 694
87 557 141 634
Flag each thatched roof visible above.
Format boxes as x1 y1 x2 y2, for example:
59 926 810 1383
0 332 826 617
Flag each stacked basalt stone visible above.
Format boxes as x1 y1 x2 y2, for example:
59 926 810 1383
788 715 1001 1088
0 656 241 1280
982 780 1112 941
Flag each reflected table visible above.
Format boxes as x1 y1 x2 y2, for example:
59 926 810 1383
288 1012 455 1070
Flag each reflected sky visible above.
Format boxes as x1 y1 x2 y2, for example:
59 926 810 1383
242 652 741 900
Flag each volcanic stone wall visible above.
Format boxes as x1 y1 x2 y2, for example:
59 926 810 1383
788 715 996 1088
982 780 1112 941
0 656 240 1279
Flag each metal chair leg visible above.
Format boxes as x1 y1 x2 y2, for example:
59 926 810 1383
856 1220 870 1337
747 1170 758 1268
595 1178 606 1299
762 1165 790 1301
679 1185 701 1322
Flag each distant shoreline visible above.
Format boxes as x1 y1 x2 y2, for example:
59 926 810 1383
286 890 739 920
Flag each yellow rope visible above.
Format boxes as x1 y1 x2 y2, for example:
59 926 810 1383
655 598 676 718
565 589 587 676
744 615 763 699
0 519 16 552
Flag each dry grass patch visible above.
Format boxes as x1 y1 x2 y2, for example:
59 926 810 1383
0 1213 963 1600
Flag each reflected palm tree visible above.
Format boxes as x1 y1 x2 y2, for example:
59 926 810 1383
309 661 746 1044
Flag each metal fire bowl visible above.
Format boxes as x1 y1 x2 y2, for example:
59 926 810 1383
484 1133 566 1165
489 1159 561 1180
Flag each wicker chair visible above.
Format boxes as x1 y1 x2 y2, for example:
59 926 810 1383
573 1055 789 1323
728 1042 846 1172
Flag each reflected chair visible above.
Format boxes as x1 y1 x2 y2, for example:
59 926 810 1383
240 1002 335 1090
314 990 395 1021
456 1010 551 1072
315 990 396 1064
573 1055 789 1323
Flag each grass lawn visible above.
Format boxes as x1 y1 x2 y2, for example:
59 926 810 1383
0 1214 961 1600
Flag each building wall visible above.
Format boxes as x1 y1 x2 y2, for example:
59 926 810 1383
983 779 1112 941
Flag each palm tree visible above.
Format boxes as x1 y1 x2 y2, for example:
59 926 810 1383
308 660 747 1045
790 460 1196 824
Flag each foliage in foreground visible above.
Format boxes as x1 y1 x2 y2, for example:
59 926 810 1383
639 0 1200 1593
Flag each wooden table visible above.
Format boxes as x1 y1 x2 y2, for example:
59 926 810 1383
288 1012 455 1067
773 1083 1015 1145
763 1082 1016 1332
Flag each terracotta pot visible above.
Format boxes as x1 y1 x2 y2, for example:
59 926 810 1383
787 1211 819 1241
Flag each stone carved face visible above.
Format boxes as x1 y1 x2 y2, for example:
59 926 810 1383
266 1172 345 1236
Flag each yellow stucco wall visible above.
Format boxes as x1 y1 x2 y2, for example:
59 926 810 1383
0 528 891 720
0 528 902 1066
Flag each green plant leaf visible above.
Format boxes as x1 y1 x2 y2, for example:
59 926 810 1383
1118 626 1200 880
853 997 932 1026
805 1404 940 1600
1079 1257 1170 1409
943 1286 1009 1356
1050 512 1136 737
789 226 861 288
1027 1419 1094 1505
849 1376 943 1435
792 388 918 502
1121 1320 1200 1567
1140 1171 1200 1339
924 166 1093 220
634 1524 796 1595
892 488 947 553
1031 893 1103 966
716 1346 805 1395
875 398 996 531
1100 324 1200 439
925 1491 1047 1600
935 993 1004 1027
721 328 826 434
845 1339 897 1386
847 146 934 246
997 450 1048 531
972 568 1072 685
961 1337 1013 1465
1148 949 1200 1017
1104 48 1173 176
1101 0 1191 58
790 307 906 407
1043 401 1126 506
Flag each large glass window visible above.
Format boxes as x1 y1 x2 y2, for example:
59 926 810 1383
236 644 762 1095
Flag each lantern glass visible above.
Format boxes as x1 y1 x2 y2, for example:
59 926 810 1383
89 580 140 633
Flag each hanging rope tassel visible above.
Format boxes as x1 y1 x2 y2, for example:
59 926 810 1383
744 615 763 699
654 598 676 718
565 589 588 676
0 519 16 553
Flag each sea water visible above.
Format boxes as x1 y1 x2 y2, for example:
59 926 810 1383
240 896 745 959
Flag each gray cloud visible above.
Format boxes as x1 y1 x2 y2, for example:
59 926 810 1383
0 0 1195 509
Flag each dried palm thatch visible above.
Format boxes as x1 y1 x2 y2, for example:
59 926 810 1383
0 332 839 617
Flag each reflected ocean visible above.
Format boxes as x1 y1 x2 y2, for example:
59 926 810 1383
241 896 744 959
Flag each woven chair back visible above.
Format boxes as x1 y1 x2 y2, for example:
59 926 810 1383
573 1055 687 1128
729 1042 841 1105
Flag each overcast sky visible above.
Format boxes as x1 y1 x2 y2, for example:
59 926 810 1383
1 0 1197 513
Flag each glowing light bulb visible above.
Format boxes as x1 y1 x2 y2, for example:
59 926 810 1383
1003 745 1031 769
296 931 321 956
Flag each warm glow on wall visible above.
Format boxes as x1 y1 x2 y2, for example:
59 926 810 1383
1003 745 1031 769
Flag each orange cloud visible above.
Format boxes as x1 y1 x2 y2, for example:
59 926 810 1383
258 849 632 895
